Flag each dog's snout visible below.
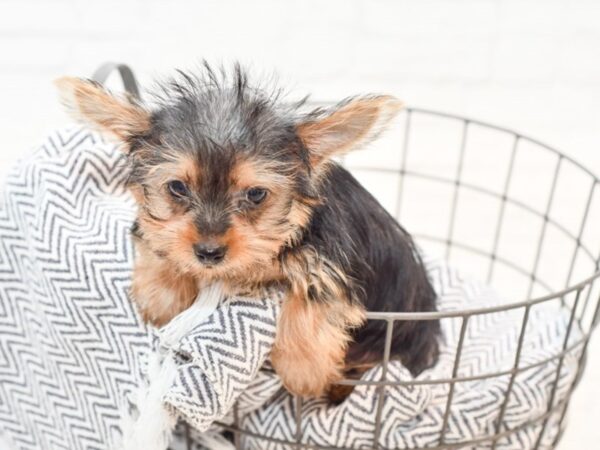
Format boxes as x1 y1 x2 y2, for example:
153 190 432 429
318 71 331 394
194 242 227 265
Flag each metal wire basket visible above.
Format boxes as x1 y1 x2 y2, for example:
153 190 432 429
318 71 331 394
95 64 600 450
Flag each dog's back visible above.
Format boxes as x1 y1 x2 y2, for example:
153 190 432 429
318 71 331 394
305 164 440 376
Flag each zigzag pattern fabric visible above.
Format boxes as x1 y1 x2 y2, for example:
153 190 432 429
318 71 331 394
234 265 580 449
0 127 581 449
163 295 282 433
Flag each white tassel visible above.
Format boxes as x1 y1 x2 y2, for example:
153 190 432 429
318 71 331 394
161 282 224 347
120 283 224 450
120 354 178 450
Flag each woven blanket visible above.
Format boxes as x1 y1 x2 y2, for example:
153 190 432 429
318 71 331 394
0 127 582 450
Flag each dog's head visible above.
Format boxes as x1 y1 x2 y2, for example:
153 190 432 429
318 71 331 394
56 65 402 282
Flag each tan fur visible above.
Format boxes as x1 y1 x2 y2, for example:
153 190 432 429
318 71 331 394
272 294 365 397
137 210 202 276
230 157 290 192
54 77 150 142
146 152 202 190
297 96 403 168
286 197 318 236
229 156 314 243
272 249 366 397
131 239 199 327
139 152 203 220
221 219 279 272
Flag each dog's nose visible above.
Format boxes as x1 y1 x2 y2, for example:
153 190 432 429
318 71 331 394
193 242 227 265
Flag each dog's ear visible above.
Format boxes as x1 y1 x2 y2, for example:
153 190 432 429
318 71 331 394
297 95 403 169
55 77 151 144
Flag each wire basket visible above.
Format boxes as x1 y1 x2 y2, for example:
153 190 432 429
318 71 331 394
94 64 600 450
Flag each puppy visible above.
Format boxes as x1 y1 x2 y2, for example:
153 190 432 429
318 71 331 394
56 64 440 400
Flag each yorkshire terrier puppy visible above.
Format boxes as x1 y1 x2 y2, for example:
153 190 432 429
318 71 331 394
56 64 440 400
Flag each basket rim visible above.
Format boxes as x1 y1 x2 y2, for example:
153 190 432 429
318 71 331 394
357 106 600 320
406 106 600 184
365 268 600 321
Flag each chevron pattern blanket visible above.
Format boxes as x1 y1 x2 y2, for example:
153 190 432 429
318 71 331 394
0 127 581 449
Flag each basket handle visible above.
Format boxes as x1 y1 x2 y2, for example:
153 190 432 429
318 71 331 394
91 62 141 99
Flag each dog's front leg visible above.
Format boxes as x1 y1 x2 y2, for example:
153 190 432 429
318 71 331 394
271 292 365 397
130 240 199 327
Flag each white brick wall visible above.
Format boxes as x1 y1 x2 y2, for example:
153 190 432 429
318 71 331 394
0 0 599 447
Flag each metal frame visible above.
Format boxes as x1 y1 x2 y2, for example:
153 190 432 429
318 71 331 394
92 62 141 99
94 64 600 450
220 108 600 449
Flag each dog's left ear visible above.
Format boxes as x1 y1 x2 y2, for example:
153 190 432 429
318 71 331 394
297 95 403 169
54 77 151 145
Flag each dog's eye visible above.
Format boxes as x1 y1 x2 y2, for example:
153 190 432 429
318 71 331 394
246 187 267 204
167 180 189 198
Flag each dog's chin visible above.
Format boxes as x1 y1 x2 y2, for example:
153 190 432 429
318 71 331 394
171 257 236 281
183 255 280 289
184 261 231 281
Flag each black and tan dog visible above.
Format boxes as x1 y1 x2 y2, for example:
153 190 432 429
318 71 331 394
56 64 440 401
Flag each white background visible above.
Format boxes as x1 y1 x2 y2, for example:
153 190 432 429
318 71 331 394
0 0 599 448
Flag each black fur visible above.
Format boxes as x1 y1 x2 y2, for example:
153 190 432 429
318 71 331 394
300 165 439 375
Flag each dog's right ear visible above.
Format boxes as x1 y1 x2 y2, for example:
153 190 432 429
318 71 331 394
55 77 151 145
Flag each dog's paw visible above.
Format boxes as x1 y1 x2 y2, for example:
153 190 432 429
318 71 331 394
271 345 342 398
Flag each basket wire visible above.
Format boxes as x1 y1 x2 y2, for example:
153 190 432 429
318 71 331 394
218 108 600 450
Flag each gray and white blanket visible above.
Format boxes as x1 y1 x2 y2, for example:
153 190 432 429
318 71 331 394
0 127 581 449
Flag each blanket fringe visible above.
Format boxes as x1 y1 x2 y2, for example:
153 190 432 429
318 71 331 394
119 283 224 450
